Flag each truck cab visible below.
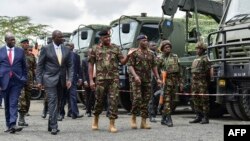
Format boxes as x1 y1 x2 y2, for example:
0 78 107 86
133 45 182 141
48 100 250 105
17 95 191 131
208 0 250 120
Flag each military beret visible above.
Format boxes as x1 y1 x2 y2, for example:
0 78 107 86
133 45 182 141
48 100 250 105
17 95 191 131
136 34 148 40
98 29 111 36
20 38 29 43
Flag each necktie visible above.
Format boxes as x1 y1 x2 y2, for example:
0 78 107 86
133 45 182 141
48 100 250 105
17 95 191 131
56 47 62 65
8 48 13 77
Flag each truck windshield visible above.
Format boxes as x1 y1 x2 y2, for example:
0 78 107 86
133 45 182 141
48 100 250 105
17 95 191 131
140 23 160 43
70 29 93 49
111 21 138 47
225 0 250 23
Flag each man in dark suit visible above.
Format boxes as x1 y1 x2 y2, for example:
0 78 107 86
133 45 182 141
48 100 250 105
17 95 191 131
0 32 27 134
64 42 83 119
82 49 95 117
36 30 73 135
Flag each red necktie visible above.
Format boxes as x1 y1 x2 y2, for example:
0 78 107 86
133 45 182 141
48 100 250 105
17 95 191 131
8 48 13 77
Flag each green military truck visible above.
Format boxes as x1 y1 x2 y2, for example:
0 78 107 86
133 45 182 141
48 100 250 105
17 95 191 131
207 0 250 120
70 24 109 59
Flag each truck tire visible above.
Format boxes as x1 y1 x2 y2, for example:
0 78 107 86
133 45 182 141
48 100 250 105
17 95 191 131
226 101 241 120
31 89 43 100
232 89 250 120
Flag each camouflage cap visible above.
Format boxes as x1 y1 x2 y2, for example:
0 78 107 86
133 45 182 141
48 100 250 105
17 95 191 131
136 34 148 40
160 40 172 51
195 41 207 50
98 29 111 37
20 38 29 43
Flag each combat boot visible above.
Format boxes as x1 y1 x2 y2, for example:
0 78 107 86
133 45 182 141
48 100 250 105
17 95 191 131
92 115 99 130
18 112 29 126
109 119 118 133
200 114 209 124
140 118 151 129
166 114 173 127
131 114 137 129
161 115 168 125
189 112 202 123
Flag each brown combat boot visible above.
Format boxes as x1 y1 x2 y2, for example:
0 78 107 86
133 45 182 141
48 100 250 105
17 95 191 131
131 114 137 129
92 115 99 130
109 119 117 133
140 118 151 129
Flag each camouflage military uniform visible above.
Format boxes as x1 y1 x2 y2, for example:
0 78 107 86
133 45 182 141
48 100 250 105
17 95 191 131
128 49 156 118
18 51 36 113
88 44 123 119
191 55 211 115
158 53 182 115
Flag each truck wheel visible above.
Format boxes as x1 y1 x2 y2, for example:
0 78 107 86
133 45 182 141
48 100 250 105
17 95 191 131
119 91 132 112
31 89 43 100
226 101 241 120
233 89 250 120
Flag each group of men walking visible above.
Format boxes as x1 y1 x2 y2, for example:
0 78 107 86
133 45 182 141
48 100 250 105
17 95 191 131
0 28 211 135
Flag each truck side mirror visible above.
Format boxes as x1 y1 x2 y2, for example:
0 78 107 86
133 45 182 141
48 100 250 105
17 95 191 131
160 19 174 39
81 31 88 40
188 28 198 43
122 23 130 33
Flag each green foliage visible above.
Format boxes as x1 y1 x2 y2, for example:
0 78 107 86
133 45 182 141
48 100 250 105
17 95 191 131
182 14 218 52
0 16 49 45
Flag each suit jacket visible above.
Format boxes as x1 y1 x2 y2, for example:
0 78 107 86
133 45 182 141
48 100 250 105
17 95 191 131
36 43 73 87
0 46 27 90
72 52 83 84
82 58 89 83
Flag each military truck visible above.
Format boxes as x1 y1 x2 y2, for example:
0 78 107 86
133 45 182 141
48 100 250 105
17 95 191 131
207 0 250 120
70 24 109 59
110 13 186 112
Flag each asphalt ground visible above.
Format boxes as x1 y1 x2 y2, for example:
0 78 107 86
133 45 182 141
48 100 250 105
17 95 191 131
0 100 250 141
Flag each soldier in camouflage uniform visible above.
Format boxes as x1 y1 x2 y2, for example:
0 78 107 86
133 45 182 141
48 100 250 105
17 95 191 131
158 40 183 127
128 35 161 130
88 29 133 133
189 41 211 124
18 38 36 126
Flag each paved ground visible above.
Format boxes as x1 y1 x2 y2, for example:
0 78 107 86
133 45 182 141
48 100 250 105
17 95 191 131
0 100 250 141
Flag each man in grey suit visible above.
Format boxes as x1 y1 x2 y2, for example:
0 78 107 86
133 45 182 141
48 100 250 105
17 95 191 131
36 30 73 135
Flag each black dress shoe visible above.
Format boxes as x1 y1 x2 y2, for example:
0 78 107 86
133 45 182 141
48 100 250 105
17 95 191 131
48 128 60 132
72 114 83 119
51 129 58 135
8 127 23 134
13 127 23 132
4 128 11 133
57 115 63 121
9 128 16 134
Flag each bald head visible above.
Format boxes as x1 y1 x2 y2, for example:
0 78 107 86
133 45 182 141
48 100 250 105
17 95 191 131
52 30 63 46
5 32 16 48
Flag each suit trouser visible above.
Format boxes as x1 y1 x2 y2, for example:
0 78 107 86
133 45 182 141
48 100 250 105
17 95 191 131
0 91 2 106
67 84 79 116
45 84 63 129
2 78 23 128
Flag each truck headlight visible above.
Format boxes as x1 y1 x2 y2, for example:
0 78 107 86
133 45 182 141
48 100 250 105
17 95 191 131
219 79 226 87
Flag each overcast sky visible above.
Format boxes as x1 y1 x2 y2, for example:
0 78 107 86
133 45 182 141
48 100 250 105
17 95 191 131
0 0 184 33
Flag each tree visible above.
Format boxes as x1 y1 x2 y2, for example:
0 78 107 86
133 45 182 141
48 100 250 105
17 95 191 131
0 16 49 45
